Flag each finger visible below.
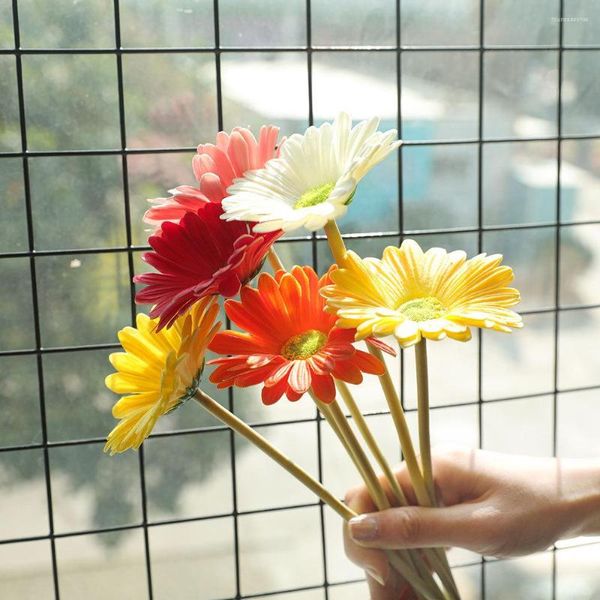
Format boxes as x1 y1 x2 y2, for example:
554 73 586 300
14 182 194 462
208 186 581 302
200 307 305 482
348 503 488 550
366 570 416 600
345 483 378 515
343 521 390 585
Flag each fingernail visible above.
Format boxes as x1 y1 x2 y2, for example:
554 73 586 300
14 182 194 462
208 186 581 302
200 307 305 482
349 515 378 541
366 567 386 586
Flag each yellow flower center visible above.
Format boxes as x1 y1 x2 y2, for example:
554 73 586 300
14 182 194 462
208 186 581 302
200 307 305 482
294 183 335 209
281 329 328 360
399 297 446 322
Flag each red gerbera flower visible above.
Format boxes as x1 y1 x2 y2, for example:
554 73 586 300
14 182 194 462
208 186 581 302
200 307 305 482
134 202 281 329
207 266 386 405
144 126 283 228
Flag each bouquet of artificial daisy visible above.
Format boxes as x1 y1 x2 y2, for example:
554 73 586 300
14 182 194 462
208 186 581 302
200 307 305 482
104 114 522 599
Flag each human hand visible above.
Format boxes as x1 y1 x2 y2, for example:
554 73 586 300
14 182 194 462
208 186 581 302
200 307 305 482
344 447 600 599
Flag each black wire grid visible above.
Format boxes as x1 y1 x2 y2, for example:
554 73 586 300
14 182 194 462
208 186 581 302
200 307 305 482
2 0 600 598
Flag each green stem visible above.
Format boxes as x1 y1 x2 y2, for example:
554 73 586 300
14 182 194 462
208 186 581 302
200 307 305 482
193 390 353 520
311 393 444 600
415 339 435 501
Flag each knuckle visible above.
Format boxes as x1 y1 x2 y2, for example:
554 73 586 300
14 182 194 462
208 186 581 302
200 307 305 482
390 508 422 545
432 443 469 463
344 484 363 506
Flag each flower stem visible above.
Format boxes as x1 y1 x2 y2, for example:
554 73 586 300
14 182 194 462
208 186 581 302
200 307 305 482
336 379 460 600
415 339 435 501
335 380 409 506
267 248 285 272
323 220 348 265
193 389 353 521
312 393 444 600
367 345 432 507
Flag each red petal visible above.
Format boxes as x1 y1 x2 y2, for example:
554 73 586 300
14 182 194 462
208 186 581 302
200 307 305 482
353 350 385 375
261 376 288 405
366 336 398 357
332 360 363 385
310 373 336 403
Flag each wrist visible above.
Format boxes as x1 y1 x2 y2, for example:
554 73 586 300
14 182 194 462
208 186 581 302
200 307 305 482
558 458 600 539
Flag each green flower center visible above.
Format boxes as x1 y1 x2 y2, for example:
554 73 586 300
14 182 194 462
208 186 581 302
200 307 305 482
294 183 335 209
398 297 446 322
281 329 328 360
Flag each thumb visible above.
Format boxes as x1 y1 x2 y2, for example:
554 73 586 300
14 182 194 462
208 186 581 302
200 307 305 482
348 504 488 551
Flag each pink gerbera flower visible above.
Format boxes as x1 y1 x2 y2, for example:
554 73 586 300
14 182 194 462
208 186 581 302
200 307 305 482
135 202 281 330
144 126 283 228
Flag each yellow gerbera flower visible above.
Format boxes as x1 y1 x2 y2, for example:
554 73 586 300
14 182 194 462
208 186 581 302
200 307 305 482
322 239 522 348
104 296 221 454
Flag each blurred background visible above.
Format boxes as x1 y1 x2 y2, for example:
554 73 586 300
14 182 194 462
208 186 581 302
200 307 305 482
1 0 600 599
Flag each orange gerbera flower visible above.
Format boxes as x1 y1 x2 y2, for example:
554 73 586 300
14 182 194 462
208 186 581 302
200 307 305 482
208 266 386 404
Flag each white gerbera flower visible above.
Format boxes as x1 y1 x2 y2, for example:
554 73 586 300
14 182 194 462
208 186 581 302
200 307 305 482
221 113 401 233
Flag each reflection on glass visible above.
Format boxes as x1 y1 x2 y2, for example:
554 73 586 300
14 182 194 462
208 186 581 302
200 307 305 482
558 389 600 457
238 506 324 596
482 313 555 400
56 530 147 600
560 224 600 307
484 0 558 45
44 350 115 442
236 422 318 512
18 0 115 49
325 505 362 584
0 158 27 252
144 431 233 522
404 334 479 408
403 144 478 231
0 3 14 49
0 257 35 351
328 581 369 600
484 227 556 311
401 0 479 46
483 141 557 227
50 444 141 534
36 252 131 347
562 50 600 136
30 155 125 251
484 51 558 140
220 0 305 47
556 543 600 598
0 450 48 540
453 563 482 600
485 553 553 600
123 54 217 149
220 52 308 136
0 57 21 151
0 540 54 600
23 55 120 151
150 518 235 600
402 51 479 141
119 0 213 48
254 590 325 600
427 404 479 449
270 241 314 276
483 396 553 456
0 355 41 447
558 309 600 389
313 52 396 123
561 139 600 222
337 158 398 235
563 1 600 46
412 231 479 255
311 0 395 46
127 152 194 245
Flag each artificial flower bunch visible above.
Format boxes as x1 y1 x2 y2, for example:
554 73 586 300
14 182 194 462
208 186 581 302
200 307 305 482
104 114 522 599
